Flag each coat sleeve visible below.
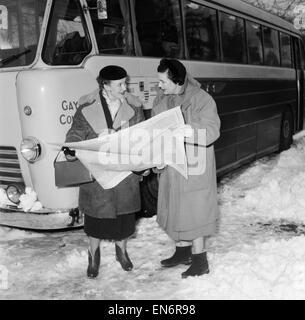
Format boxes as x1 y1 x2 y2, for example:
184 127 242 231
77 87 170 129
184 91 220 146
151 98 157 117
134 98 146 124
65 108 88 143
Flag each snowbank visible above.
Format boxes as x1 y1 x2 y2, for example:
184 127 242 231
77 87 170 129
0 187 42 212
219 136 305 222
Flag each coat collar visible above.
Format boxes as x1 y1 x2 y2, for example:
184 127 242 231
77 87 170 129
169 75 201 112
112 96 135 130
81 90 108 135
80 89 136 133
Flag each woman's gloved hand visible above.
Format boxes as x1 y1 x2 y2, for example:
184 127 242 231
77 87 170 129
152 165 166 174
132 169 151 176
62 147 77 162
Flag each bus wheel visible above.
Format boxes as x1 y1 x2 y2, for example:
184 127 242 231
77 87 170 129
139 173 158 218
279 109 293 151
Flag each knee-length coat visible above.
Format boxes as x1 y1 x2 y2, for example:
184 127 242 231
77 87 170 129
152 75 221 241
65 89 145 219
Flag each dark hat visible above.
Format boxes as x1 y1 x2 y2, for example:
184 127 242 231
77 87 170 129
99 65 127 81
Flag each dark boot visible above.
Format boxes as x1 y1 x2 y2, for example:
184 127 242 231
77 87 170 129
87 247 100 278
181 252 209 278
115 244 133 271
161 246 192 268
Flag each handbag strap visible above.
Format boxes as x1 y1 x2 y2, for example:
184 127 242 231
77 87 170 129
53 149 62 166
53 147 77 166
100 92 114 130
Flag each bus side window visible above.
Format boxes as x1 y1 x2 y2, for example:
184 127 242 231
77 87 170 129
134 0 183 58
184 1 219 62
280 32 292 68
299 39 305 70
42 0 91 66
292 37 301 69
246 21 263 65
88 0 133 55
263 27 280 66
220 12 247 64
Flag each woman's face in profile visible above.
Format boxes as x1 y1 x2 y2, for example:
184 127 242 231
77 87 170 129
158 71 179 95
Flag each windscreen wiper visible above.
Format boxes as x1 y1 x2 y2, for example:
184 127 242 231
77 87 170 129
0 48 31 66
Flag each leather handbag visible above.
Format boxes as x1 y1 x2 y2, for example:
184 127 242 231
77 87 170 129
54 148 94 188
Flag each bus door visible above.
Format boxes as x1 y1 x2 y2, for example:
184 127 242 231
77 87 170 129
292 37 305 131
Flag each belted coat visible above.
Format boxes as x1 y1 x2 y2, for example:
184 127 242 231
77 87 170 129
152 75 221 241
65 89 145 219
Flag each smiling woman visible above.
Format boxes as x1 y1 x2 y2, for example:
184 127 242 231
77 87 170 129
64 65 145 278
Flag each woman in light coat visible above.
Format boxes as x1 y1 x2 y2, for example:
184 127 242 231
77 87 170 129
152 58 220 278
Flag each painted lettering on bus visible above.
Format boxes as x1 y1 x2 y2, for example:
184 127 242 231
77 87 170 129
60 100 78 125
59 114 74 125
61 100 78 111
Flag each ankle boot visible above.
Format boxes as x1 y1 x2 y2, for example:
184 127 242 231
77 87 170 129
181 252 209 278
115 244 133 271
87 247 100 278
161 246 192 268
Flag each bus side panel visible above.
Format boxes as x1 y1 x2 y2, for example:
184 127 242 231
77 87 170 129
198 76 296 174
16 69 98 209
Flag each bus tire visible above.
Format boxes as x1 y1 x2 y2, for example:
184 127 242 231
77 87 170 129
279 109 293 151
139 173 158 218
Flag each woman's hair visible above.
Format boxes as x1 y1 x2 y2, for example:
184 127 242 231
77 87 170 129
97 77 111 88
157 58 186 85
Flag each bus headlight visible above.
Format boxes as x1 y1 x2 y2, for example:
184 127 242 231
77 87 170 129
20 137 41 162
6 184 24 204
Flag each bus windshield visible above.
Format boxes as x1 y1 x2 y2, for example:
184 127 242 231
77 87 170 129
0 0 47 68
42 0 92 66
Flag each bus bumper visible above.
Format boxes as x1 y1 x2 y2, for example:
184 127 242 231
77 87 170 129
0 205 83 231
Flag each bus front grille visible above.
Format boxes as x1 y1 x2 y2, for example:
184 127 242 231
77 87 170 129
0 146 24 189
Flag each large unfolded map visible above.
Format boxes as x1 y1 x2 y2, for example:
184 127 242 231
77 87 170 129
54 107 188 189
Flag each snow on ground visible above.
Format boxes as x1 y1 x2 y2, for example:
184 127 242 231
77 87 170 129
2 133 305 299
0 226 44 241
0 187 42 212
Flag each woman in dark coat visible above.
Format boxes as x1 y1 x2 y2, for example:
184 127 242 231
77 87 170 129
65 65 145 278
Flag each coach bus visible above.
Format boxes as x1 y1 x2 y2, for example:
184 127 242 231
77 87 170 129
0 0 304 229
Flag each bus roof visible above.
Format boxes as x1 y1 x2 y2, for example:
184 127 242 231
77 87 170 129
207 0 300 35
